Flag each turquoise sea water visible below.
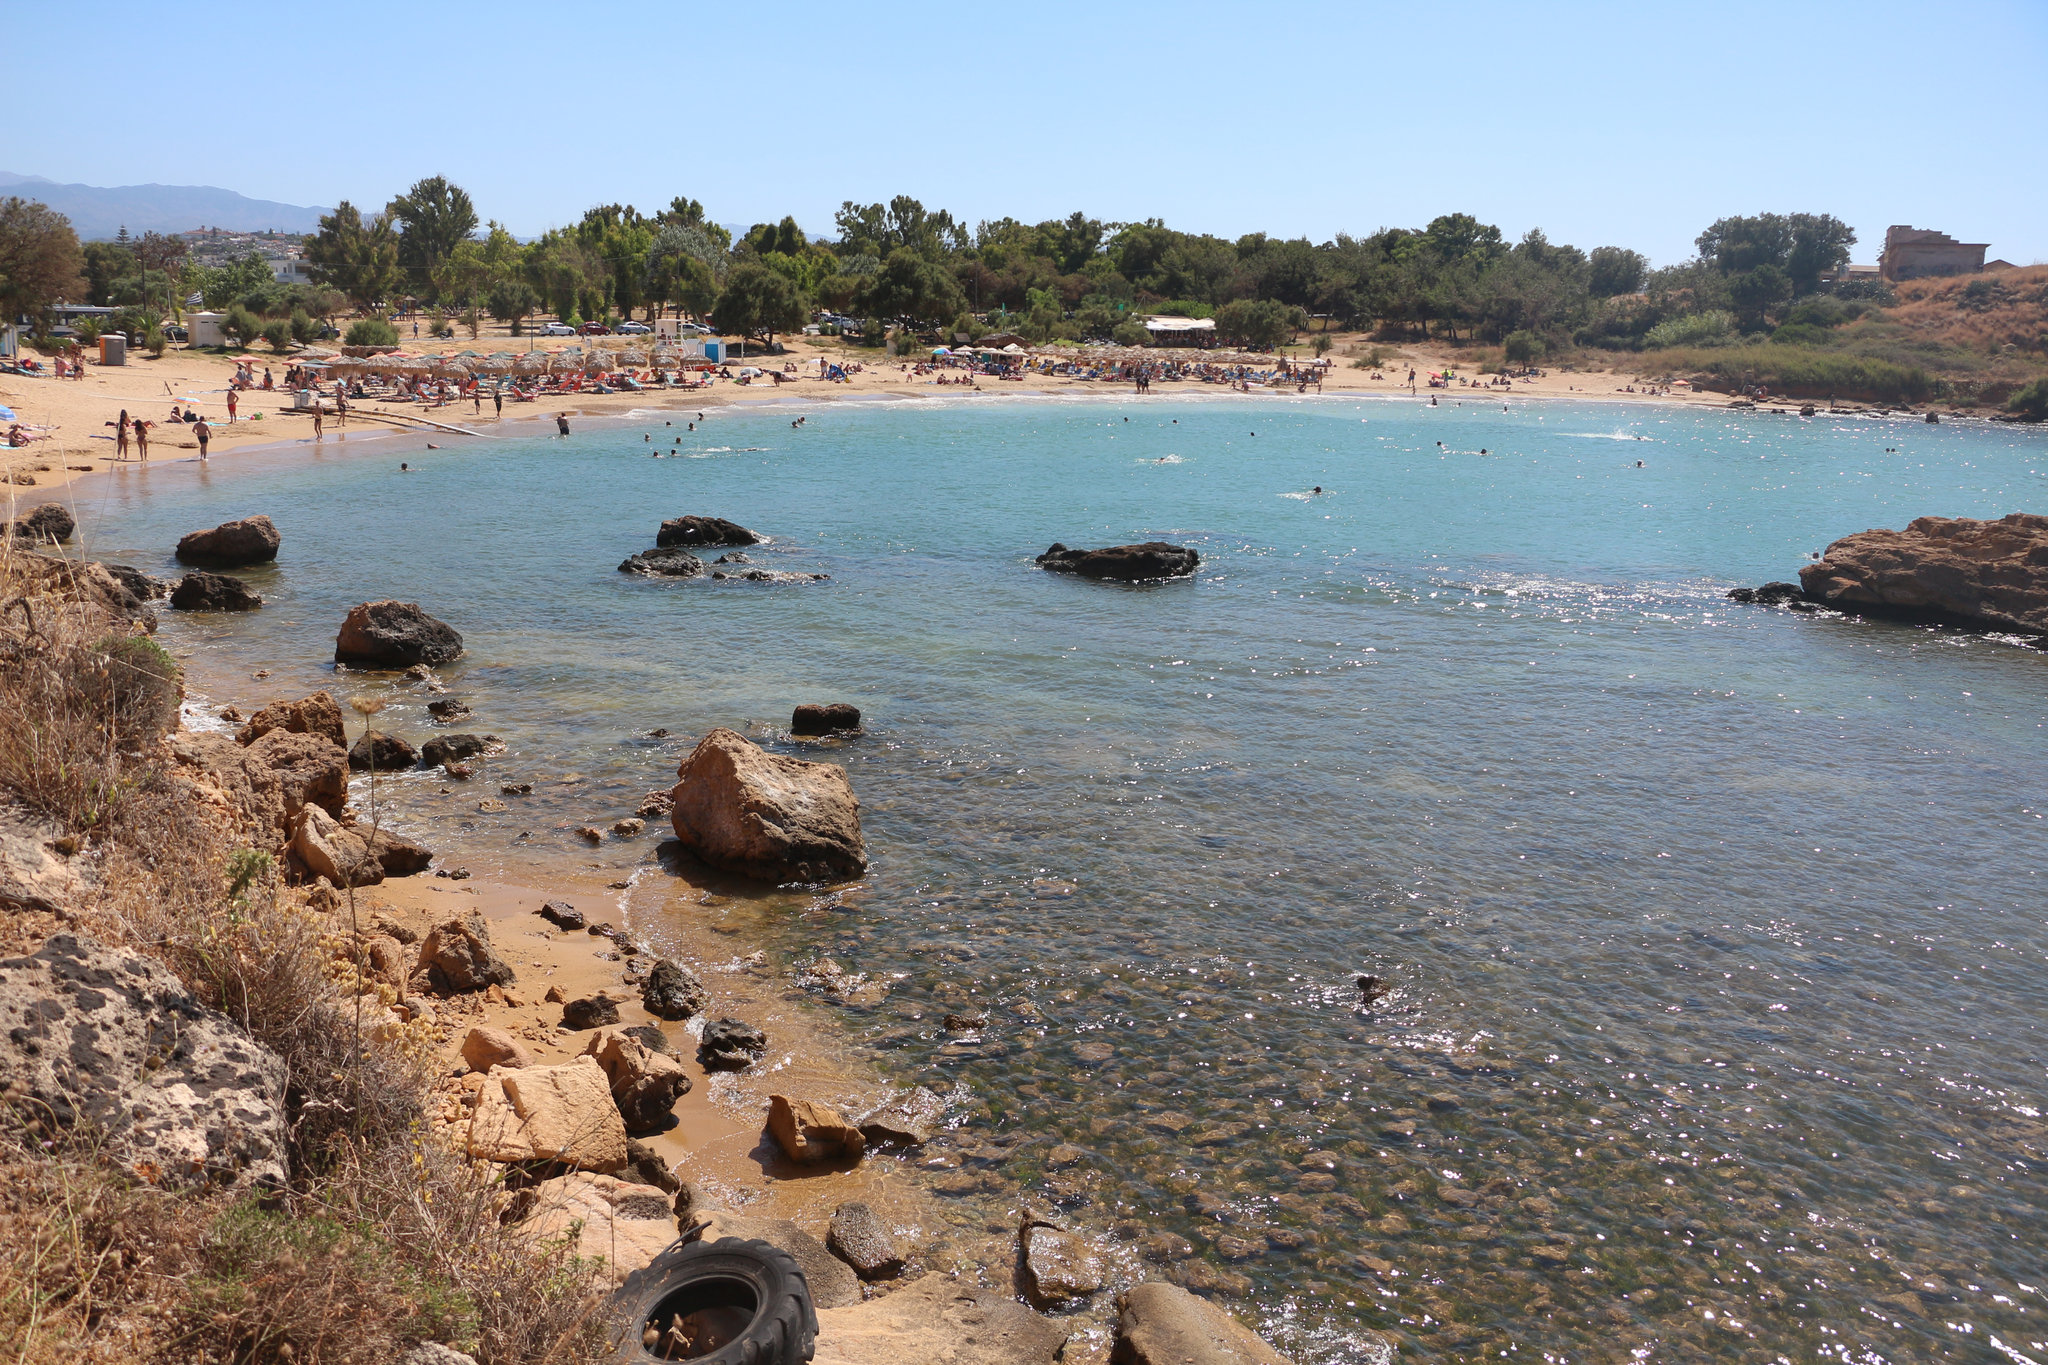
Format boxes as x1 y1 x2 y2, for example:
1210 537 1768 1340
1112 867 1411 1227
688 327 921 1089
65 394 2048 1362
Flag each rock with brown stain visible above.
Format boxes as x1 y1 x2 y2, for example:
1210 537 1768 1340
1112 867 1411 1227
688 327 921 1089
668 728 866 883
765 1094 864 1164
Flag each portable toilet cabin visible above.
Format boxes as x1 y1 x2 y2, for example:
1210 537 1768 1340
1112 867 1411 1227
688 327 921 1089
98 333 126 366
702 339 725 363
189 312 226 348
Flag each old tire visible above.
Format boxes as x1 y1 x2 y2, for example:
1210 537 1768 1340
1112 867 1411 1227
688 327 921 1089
606 1236 816 1364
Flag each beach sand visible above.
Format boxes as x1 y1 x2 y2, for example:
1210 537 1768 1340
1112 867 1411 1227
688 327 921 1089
3 327 1736 505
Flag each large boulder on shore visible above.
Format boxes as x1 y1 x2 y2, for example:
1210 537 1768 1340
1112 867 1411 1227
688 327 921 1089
176 515 280 567
668 728 866 883
1111 1282 1311 1365
766 1094 865 1164
1798 513 2048 633
170 571 263 611
289 805 432 886
1037 541 1199 581
349 730 419 771
172 729 349 844
237 691 347 748
334 600 464 667
656 515 759 547
581 1026 692 1133
521 1172 681 1285
417 912 516 992
8 502 75 544
0 933 287 1190
465 1055 627 1172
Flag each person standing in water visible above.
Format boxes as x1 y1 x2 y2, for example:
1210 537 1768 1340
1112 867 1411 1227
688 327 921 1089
557 413 570 436
194 416 211 459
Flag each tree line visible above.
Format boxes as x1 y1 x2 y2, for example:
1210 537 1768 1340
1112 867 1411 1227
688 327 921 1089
2 180 1864 357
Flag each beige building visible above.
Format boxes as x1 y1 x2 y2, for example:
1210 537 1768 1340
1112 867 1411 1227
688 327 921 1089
1880 226 1989 282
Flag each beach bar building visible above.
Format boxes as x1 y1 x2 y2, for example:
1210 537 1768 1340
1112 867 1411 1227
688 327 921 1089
1144 316 1217 346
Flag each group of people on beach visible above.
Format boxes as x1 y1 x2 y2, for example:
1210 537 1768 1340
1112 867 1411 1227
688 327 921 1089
104 408 211 460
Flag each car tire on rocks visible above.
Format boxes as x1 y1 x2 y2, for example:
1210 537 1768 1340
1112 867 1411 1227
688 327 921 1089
607 1236 817 1365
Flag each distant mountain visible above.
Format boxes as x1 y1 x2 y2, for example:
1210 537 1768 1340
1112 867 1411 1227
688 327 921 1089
0 172 329 240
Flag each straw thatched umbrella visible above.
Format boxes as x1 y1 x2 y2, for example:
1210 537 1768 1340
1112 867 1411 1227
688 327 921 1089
512 352 549 376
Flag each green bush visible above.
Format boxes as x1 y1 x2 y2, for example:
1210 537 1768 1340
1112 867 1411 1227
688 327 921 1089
289 308 314 343
1503 329 1542 365
1641 344 1932 403
2008 378 2048 421
84 635 182 743
261 320 291 353
1111 320 1151 347
344 317 398 347
1644 310 1735 349
220 305 261 349
76 318 103 345
144 326 167 358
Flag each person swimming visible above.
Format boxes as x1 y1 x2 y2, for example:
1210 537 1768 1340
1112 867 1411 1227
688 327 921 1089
400 461 410 470
1312 485 1323 495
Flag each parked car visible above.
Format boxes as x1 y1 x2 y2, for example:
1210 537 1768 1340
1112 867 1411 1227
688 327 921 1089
616 321 651 335
676 322 712 336
578 321 612 335
163 324 188 342
540 322 576 336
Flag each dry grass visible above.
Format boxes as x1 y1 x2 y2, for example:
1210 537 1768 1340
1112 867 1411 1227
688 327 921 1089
1879 265 2048 356
0 549 614 1363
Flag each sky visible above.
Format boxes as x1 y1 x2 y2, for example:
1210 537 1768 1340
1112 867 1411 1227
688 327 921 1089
8 0 2045 266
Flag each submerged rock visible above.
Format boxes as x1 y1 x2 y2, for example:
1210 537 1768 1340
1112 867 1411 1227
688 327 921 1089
668 728 866 883
169 571 262 611
1019 1216 1107 1307
334 600 464 667
655 515 759 547
176 514 280 566
0 933 287 1190
420 733 490 769
1798 513 2048 632
826 1201 904 1280
1111 1281 1315 1365
617 546 705 578
1036 541 1199 581
1726 581 1808 606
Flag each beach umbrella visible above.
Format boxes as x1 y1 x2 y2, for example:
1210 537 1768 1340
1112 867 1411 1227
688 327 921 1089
0 405 16 422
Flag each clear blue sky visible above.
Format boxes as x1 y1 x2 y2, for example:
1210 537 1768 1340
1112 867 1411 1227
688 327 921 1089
10 0 2044 265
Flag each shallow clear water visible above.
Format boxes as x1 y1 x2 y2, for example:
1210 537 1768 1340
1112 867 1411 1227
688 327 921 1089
72 394 2048 1362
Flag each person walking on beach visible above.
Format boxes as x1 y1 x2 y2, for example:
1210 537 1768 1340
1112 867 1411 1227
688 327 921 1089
194 416 211 459
313 407 324 439
336 393 348 427
492 388 502 418
226 389 239 423
112 410 129 460
133 420 149 461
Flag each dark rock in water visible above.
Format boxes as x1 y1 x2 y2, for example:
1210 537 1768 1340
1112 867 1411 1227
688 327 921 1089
710 568 827 583
348 730 418 771
176 515 280 567
420 734 489 768
656 515 759 547
1727 581 1808 605
538 900 585 931
1800 513 2048 633
1037 541 1199 581
8 503 75 544
427 698 473 723
792 702 862 735
561 995 620 1029
99 562 164 601
642 957 708 1020
169 571 262 611
334 600 464 667
698 1016 767 1070
0 933 287 1190
1356 973 1390 1006
618 546 705 578
827 1201 904 1280
713 552 751 564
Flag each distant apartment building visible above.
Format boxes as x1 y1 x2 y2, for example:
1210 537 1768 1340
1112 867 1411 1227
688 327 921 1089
1880 226 1989 282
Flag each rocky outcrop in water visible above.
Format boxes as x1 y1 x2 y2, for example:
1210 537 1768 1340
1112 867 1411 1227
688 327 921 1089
1111 1282 1316 1365
668 728 867 883
1037 541 1199 581
238 691 347 748
8 503 75 543
656 515 759 547
581 1026 691 1133
420 733 491 769
1797 513 2048 633
766 1094 865 1164
1726 581 1811 607
169 571 263 611
792 702 862 735
176 515 280 567
641 957 707 1020
618 546 705 578
698 1016 766 1070
348 730 419 771
0 933 287 1190
334 600 464 667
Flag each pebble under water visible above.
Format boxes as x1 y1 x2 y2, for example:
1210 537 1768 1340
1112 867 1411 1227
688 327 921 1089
77 393 2048 1363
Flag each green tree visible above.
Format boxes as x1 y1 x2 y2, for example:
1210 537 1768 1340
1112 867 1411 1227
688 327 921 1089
853 248 968 328
488 280 541 333
344 317 398 346
0 197 87 327
1213 298 1292 349
202 252 277 310
1503 329 1542 365
388 175 479 290
1587 246 1648 298
220 304 262 348
709 262 806 347
1728 263 1793 331
1784 214 1857 295
834 195 966 260
81 238 134 306
2007 378 2048 421
262 318 292 352
305 202 401 312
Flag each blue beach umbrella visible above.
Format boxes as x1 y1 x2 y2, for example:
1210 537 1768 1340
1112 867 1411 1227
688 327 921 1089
0 405 17 422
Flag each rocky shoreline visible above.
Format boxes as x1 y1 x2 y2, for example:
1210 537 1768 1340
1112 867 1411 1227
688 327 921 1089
0 544 1327 1363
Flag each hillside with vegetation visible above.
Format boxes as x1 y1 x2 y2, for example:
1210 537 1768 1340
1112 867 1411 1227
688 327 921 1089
6 181 2043 411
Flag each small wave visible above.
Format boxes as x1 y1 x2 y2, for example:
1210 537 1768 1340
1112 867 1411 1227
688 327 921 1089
1138 454 1185 465
1562 431 1654 442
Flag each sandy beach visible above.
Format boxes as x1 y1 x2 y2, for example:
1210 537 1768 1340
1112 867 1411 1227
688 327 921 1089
4 328 1748 504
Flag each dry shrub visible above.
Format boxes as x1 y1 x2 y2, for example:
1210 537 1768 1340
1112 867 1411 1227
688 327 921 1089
1880 264 2048 355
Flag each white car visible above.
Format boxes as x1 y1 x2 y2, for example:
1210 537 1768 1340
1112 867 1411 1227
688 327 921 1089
540 322 576 336
616 321 651 335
